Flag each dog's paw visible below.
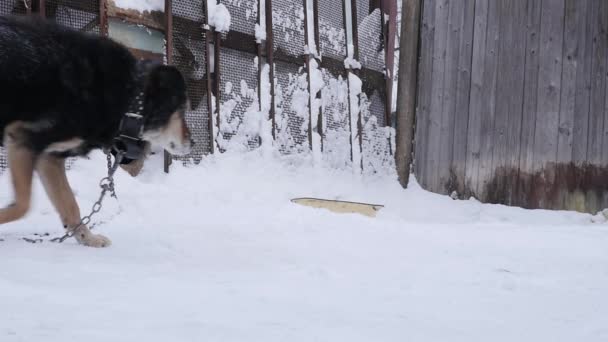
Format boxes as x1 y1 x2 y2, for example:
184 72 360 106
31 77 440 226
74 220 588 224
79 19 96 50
74 231 112 248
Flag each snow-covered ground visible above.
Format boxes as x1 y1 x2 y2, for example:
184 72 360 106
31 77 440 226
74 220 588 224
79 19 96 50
1 151 607 341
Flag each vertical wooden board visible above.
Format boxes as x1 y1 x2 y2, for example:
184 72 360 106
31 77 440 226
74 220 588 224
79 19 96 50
489 0 512 203
501 0 527 205
475 0 500 201
517 0 542 208
597 0 608 165
586 0 607 213
587 0 606 166
414 0 436 188
464 0 489 199
437 0 464 194
451 0 475 197
586 0 608 213
425 0 449 193
572 0 593 166
556 0 584 210
604 0 608 167
532 0 565 208
557 0 581 164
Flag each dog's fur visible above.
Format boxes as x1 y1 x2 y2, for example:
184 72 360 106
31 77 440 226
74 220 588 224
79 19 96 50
0 16 192 247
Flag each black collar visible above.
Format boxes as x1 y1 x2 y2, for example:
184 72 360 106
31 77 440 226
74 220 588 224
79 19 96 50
112 67 147 163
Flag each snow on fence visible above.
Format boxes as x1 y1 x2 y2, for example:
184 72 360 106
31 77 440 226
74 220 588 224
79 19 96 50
414 0 608 213
0 0 396 175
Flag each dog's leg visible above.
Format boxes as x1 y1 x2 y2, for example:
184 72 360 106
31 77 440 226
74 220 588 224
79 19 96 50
36 154 111 247
0 127 36 224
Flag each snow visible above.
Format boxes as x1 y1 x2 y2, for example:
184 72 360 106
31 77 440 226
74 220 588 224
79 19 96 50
112 0 164 12
1 150 608 341
207 0 231 33
344 56 362 70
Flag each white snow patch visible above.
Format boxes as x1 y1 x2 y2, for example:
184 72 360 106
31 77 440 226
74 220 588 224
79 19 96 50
112 0 164 12
207 0 231 33
344 56 362 70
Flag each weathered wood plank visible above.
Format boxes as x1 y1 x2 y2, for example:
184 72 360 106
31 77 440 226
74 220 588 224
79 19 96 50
532 0 565 208
451 0 475 197
516 0 542 208
425 0 449 192
476 0 500 200
563 0 594 213
557 0 580 164
488 0 510 204
414 0 436 188
437 0 464 194
588 0 608 212
571 0 593 167
602 0 608 210
500 0 527 205
556 0 584 210
464 0 489 199
598 0 608 166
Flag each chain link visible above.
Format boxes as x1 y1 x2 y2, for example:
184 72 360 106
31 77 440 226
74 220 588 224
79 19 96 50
50 151 124 243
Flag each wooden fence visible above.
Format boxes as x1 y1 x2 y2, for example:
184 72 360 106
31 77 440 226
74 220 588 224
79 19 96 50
414 0 608 213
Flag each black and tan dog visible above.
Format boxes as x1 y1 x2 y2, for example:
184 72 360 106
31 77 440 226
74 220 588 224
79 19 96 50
0 16 192 247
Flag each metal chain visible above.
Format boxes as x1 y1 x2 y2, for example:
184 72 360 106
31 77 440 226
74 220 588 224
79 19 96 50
50 151 124 243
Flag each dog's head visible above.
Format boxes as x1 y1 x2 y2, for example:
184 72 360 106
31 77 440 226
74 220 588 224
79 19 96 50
138 63 193 156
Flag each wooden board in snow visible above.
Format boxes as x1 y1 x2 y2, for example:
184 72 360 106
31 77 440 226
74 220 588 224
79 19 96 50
291 198 384 217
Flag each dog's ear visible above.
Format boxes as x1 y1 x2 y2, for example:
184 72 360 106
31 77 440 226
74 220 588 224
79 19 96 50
144 65 187 107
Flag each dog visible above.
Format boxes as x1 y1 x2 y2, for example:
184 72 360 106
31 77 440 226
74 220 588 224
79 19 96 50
0 16 192 247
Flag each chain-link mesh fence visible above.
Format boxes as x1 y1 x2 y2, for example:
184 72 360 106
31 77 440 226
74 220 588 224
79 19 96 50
215 0 260 152
353 0 392 174
170 1 210 163
45 0 100 33
318 0 350 169
271 0 308 154
1 0 27 15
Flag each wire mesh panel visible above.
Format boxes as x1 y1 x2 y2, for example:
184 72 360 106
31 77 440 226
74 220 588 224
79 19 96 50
318 0 346 60
0 0 27 15
45 0 101 33
217 47 260 151
171 1 210 163
321 69 350 169
274 61 309 153
272 0 305 57
214 0 259 151
360 90 393 174
271 0 307 153
355 0 384 72
317 0 350 168
222 0 256 35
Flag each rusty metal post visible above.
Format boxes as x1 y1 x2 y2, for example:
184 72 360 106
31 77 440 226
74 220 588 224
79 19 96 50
163 0 173 172
39 0 45 17
202 0 215 154
344 0 362 170
383 0 396 128
99 0 108 36
313 0 322 152
303 0 313 149
265 0 276 139
214 31 221 150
